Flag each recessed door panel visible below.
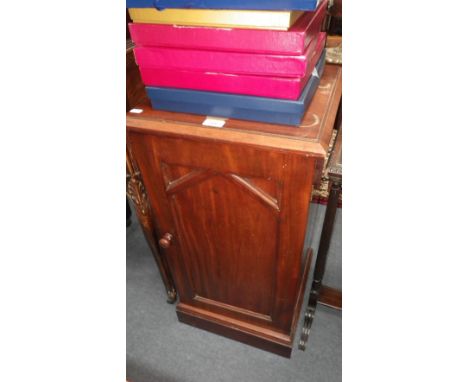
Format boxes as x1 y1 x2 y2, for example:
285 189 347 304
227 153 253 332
164 165 279 320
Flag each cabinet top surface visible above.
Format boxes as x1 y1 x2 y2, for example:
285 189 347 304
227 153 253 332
127 65 341 157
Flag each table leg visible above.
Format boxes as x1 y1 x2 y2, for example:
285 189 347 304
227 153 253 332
126 197 132 227
299 179 341 350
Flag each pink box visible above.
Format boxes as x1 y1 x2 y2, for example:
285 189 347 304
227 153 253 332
139 32 326 100
134 31 318 77
128 0 326 55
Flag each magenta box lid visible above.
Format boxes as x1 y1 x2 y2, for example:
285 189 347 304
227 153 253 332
138 33 326 100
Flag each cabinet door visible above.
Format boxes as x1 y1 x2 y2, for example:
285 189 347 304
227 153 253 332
129 132 315 333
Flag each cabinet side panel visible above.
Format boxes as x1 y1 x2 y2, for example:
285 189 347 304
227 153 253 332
273 154 316 333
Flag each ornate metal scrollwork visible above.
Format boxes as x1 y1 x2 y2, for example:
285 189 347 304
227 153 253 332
298 302 318 351
298 283 320 351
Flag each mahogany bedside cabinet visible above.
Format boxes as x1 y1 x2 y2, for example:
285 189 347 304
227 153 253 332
126 65 342 358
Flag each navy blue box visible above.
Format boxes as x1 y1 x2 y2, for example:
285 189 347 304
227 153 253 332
127 0 321 11
146 51 325 126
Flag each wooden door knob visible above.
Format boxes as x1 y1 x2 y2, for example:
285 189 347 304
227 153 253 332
159 233 173 249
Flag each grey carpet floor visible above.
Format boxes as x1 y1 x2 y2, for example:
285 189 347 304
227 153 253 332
127 204 342 382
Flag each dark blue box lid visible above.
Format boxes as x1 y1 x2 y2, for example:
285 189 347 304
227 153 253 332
127 0 320 11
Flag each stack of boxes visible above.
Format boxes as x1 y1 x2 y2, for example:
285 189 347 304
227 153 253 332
127 0 328 126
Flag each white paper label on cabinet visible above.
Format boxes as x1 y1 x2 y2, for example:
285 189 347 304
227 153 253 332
129 108 143 114
202 116 227 128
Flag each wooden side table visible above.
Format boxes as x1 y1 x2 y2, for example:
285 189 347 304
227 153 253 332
299 121 342 351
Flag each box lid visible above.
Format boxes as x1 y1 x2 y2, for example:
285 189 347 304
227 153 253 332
126 0 321 11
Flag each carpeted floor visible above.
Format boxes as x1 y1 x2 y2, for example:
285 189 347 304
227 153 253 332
127 203 342 382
